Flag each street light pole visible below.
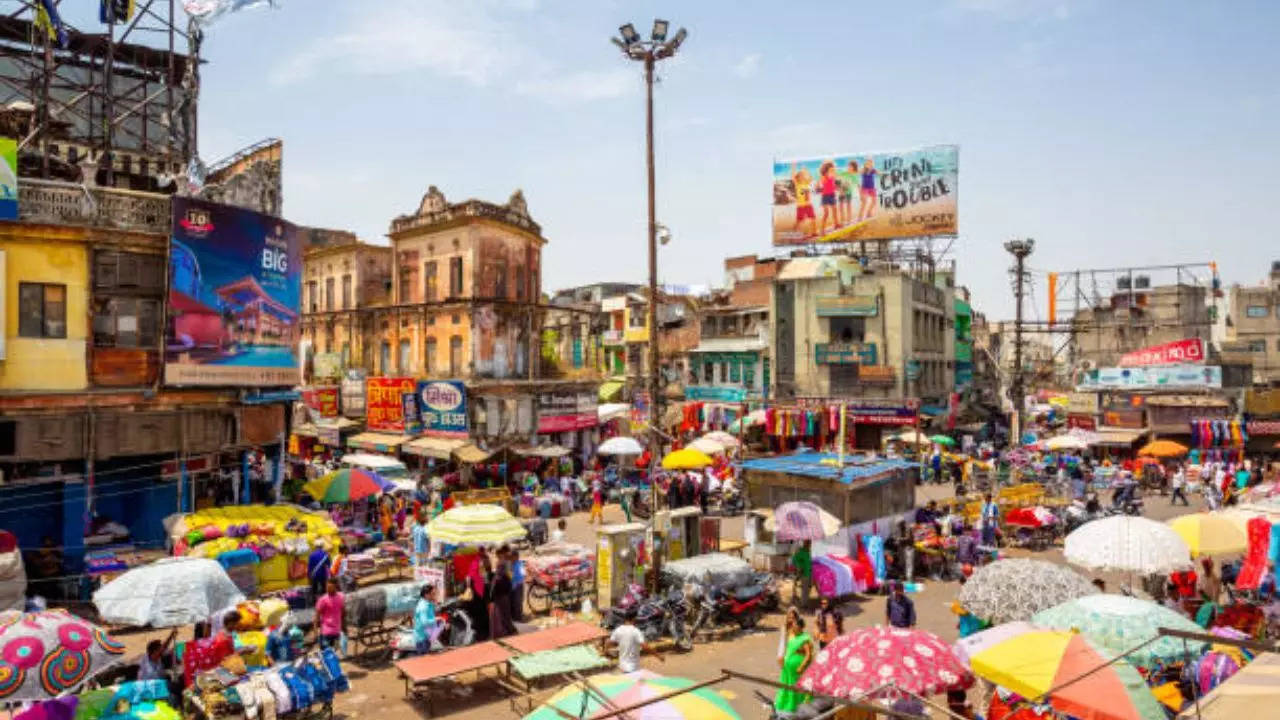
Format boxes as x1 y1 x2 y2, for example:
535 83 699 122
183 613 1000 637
614 19 687 594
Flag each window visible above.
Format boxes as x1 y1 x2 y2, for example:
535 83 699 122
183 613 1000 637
514 264 525 301
1246 305 1268 318
720 362 729 383
449 257 464 297
424 261 438 301
452 313 460 325
449 336 463 374
425 337 437 374
703 361 714 383
325 278 334 311
702 317 716 338
341 275 352 310
92 297 160 348
493 259 507 299
18 283 66 338
341 343 351 367
307 281 318 312
1249 339 1266 353
630 308 646 328
398 340 412 372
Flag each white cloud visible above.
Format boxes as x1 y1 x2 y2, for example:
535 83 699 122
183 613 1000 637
269 0 630 103
732 53 761 78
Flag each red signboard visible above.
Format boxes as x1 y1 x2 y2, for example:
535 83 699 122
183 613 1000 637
302 387 339 418
1118 338 1205 367
1067 414 1097 431
366 376 417 432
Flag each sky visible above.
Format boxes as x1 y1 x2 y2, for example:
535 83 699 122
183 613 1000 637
120 1 1280 318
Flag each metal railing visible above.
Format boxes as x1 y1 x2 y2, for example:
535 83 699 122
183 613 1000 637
18 178 171 235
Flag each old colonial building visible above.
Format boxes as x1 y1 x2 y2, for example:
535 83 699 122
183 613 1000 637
298 234 392 376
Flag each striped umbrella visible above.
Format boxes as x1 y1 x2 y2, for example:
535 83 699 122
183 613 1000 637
302 467 389 504
770 501 840 541
524 670 739 720
427 504 527 546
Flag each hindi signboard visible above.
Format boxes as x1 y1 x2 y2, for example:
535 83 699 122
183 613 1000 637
1118 338 1206 367
365 376 416 432
418 380 469 438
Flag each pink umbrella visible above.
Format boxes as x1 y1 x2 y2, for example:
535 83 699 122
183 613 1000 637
799 626 974 699
771 501 839 542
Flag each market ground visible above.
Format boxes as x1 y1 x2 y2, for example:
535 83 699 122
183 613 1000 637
115 486 1203 719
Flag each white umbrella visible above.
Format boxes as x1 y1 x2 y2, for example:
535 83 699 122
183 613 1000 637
1044 434 1088 451
598 436 644 455
886 429 930 446
701 431 742 448
1064 516 1192 574
93 557 244 627
688 437 727 455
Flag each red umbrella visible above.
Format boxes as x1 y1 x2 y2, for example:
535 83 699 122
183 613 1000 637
799 626 973 700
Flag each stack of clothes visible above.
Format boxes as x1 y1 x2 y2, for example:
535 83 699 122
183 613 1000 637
186 647 349 720
812 550 876 598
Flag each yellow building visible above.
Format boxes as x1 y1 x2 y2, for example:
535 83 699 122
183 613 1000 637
300 235 392 373
0 223 89 391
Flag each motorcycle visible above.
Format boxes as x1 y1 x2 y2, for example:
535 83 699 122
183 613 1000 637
601 586 693 651
688 579 767 636
390 597 475 659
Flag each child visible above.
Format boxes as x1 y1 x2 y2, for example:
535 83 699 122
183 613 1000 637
857 158 878 222
839 160 858 225
792 165 816 237
817 161 839 236
589 475 604 525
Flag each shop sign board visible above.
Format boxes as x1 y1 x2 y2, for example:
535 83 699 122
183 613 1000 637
1065 392 1099 415
815 295 879 317
538 391 597 433
1067 414 1097 431
848 403 917 426
0 137 15 220
340 371 366 417
417 380 468 438
365 376 416 432
1102 409 1145 429
685 386 747 402
1245 389 1280 416
301 387 339 419
814 342 877 365
858 365 896 384
1118 338 1206 367
772 145 959 245
313 352 342 379
1079 365 1221 390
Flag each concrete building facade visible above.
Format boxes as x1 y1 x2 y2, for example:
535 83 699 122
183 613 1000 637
1222 265 1280 385
1071 282 1212 369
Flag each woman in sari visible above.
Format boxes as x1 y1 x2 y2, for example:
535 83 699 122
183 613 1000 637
487 558 516 639
775 614 813 713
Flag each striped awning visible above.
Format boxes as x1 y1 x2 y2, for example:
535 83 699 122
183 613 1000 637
345 432 410 452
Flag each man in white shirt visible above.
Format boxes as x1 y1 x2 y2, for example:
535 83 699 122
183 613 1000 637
609 611 646 673
1170 466 1189 506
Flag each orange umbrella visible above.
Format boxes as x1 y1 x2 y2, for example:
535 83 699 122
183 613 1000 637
1138 440 1189 458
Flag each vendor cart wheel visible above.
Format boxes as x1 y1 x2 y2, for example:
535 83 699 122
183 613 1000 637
527 583 552 615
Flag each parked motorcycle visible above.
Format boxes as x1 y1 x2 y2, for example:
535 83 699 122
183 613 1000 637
390 597 475 659
688 579 768 636
600 586 693 651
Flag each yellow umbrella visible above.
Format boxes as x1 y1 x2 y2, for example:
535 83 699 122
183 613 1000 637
1137 440 1189 458
661 448 714 470
1167 512 1248 557
426 504 527 545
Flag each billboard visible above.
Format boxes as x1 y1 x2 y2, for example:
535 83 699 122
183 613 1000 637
365 376 416 432
0 137 16 220
1118 338 1205 367
537 392 597 433
301 387 339 419
165 198 300 386
1079 365 1222 390
772 144 957 246
418 380 468 438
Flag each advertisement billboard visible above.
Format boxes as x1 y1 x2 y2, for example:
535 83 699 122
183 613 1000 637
537 392 597 434
418 380 468 438
0 137 16 220
301 387 339 419
1079 365 1222 390
366 376 417 432
772 144 958 246
165 198 300 386
1118 338 1206 367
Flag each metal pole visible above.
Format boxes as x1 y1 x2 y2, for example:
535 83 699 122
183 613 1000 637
1011 251 1026 409
644 52 662 594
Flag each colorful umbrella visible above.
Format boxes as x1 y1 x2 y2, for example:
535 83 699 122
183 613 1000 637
1166 512 1248 558
302 467 389 503
953 621 1040 666
1137 440 1188 458
701 431 742 448
524 670 739 720
769 501 840 541
1064 516 1192 574
799 626 973 699
958 559 1098 625
598 436 644 455
426 504 527 546
688 437 727 455
93 557 245 628
661 448 714 470
968 627 1166 720
0 609 127 701
929 435 957 447
1031 594 1207 668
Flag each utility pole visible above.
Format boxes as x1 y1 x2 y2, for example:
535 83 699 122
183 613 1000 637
1004 239 1034 430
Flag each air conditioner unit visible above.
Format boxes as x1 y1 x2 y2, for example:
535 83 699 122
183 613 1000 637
1134 275 1151 289
1116 277 1131 290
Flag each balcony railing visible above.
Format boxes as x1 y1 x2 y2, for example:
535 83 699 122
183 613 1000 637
19 179 171 235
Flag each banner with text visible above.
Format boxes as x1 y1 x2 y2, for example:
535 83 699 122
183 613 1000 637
1118 338 1206 367
418 380 469 438
366 376 417 432
1079 365 1222 390
772 144 958 246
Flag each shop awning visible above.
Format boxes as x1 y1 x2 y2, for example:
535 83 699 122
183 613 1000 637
294 418 360 438
1091 429 1148 447
404 436 467 460
454 444 494 464
512 444 572 458
345 432 411 452
598 403 629 423
599 381 624 402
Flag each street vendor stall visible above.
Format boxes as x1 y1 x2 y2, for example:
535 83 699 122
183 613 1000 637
740 451 918 526
169 504 342 595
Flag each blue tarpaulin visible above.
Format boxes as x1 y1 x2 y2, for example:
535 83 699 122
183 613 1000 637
740 450 915 485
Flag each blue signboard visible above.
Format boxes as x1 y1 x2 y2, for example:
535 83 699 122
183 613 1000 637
685 386 747 402
418 380 468 438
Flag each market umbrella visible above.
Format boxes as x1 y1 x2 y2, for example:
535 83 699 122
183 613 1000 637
1064 516 1192 575
799 626 973 699
929 435 956 448
0 609 127 701
968 627 1166 720
523 669 739 720
598 436 644 455
1045 434 1088 452
958 559 1098 625
302 467 389 503
661 448 714 470
1137 440 1189 458
427 504 527 546
1184 651 1280 720
93 557 244 628
1031 594 1207 668
1166 512 1248 557
886 430 930 446
953 621 1040 666
769 501 840 541
702 431 742 448
688 437 727 455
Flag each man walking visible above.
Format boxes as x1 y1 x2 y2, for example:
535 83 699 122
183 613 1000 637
980 493 1000 547
1170 465 1189 506
886 582 916 629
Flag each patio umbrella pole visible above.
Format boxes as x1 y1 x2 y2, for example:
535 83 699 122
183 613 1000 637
570 672 637 720
1183 637 1202 720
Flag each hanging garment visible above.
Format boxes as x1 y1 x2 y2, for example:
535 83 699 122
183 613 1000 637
863 535 887 582
1235 517 1273 591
